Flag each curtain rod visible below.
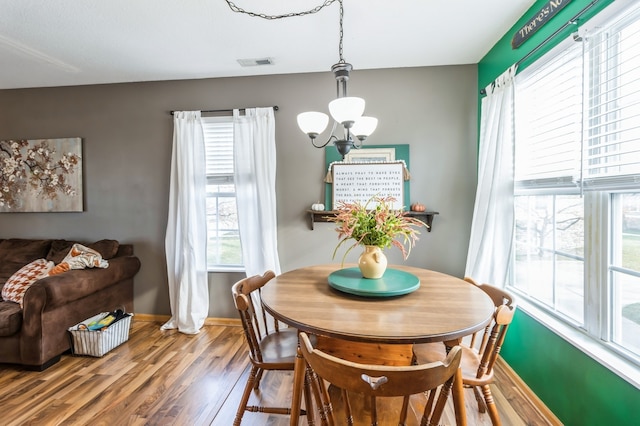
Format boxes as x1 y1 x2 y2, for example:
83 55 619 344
169 105 279 115
480 0 601 95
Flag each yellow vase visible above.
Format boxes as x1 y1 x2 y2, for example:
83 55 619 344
358 245 388 279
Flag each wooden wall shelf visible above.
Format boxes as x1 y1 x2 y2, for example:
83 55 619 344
306 210 439 231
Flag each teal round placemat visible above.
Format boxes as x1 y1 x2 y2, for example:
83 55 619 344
327 267 420 297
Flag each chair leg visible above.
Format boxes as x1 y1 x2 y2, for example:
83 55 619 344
399 395 410 424
429 377 453 426
302 368 316 425
342 388 354 426
370 396 378 425
308 367 332 426
254 368 264 390
424 389 437 420
291 348 307 426
452 370 467 426
234 365 259 426
473 386 487 413
482 384 501 426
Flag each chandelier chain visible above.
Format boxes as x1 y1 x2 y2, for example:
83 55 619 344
338 0 344 63
224 0 345 63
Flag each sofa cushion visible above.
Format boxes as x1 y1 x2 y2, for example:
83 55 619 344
0 301 22 337
47 239 119 264
0 239 52 286
1 258 54 307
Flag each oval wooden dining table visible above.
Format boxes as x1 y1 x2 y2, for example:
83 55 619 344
260 263 495 426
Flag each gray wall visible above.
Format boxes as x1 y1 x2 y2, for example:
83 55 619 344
0 65 478 318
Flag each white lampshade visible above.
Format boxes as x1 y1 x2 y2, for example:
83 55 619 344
351 116 378 138
297 111 329 136
328 97 365 125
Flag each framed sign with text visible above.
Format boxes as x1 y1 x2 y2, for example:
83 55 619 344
324 144 411 210
331 162 404 210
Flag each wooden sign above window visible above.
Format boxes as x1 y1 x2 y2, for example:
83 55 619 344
512 0 573 49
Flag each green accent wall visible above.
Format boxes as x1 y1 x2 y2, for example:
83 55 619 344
478 1 640 424
502 311 640 425
478 0 613 91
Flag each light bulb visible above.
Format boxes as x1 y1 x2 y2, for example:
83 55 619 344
351 116 378 139
297 111 329 137
328 97 365 127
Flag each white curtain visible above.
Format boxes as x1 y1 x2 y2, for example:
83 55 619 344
465 65 517 287
162 111 209 334
233 107 281 277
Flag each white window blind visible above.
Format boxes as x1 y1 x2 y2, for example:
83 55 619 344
515 41 584 192
515 2 640 193
583 8 640 190
202 117 234 179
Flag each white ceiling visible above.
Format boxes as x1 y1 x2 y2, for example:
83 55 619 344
0 0 536 90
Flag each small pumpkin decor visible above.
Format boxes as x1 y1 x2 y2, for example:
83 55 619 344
410 202 426 212
329 196 427 279
311 202 325 211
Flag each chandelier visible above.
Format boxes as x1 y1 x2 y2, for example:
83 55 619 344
296 1 377 158
224 0 377 159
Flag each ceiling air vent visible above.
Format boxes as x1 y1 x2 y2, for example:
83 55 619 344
237 57 274 67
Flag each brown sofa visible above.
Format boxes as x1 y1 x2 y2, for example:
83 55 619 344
0 238 141 370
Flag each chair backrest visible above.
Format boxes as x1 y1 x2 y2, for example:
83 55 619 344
476 303 516 379
464 276 515 308
231 270 277 363
299 332 462 425
463 277 516 378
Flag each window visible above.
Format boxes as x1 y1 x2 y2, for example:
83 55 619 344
202 116 243 271
513 2 640 366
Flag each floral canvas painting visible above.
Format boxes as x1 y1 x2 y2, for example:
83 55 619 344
0 138 83 212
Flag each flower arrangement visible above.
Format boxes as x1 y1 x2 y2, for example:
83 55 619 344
329 195 427 264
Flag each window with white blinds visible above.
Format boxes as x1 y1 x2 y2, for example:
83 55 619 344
201 116 243 270
515 41 584 192
583 10 640 190
515 3 640 193
511 0 640 374
202 117 234 179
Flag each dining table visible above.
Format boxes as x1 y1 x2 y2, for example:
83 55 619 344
260 263 496 426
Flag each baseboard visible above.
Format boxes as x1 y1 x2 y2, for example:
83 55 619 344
204 317 241 326
132 313 170 323
496 357 563 425
133 314 241 327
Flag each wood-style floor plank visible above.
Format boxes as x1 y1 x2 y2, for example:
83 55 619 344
0 319 560 425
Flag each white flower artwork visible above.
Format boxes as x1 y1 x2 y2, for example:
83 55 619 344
0 138 82 212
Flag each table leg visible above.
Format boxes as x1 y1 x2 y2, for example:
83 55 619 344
290 346 306 426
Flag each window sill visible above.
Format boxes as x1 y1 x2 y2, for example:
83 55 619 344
208 266 245 273
514 296 640 390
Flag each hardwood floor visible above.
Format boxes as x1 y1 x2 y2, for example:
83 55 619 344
0 319 561 425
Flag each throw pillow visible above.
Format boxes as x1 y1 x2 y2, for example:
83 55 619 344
1 258 54 307
48 244 109 276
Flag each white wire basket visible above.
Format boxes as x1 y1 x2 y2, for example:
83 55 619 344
68 311 133 357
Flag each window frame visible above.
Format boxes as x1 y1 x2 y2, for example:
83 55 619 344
509 0 640 388
201 116 244 272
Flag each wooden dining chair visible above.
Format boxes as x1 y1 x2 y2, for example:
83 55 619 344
462 277 515 352
299 331 464 426
231 271 313 425
413 279 516 426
